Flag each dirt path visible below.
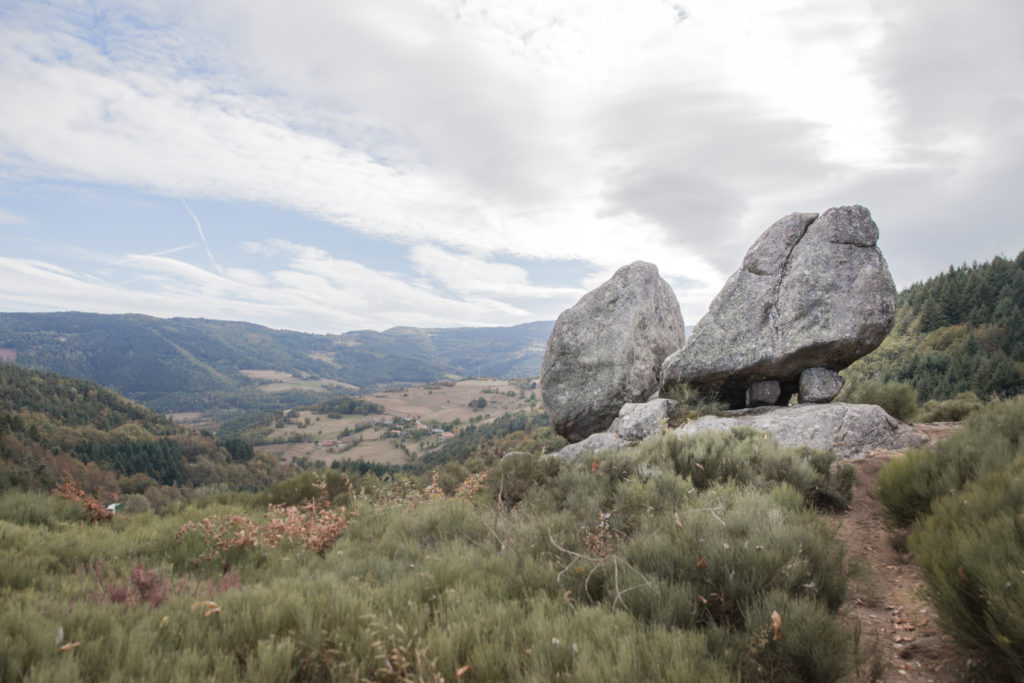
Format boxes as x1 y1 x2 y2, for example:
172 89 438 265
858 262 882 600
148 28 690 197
836 423 985 682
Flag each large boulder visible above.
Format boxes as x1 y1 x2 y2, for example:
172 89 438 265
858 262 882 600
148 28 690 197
542 262 686 442
661 206 896 408
676 403 927 459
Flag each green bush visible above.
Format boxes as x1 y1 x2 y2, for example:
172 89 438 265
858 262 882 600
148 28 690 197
876 396 1024 526
487 451 561 508
909 457 1024 677
0 424 864 681
0 489 84 528
915 391 984 422
629 430 855 511
837 380 919 421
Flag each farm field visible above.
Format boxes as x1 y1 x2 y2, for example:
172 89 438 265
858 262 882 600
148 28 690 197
258 379 539 466
240 369 359 393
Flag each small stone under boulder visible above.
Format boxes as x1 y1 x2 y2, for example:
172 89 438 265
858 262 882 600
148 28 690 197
799 367 845 403
676 403 927 459
661 206 896 408
542 261 686 442
746 380 782 408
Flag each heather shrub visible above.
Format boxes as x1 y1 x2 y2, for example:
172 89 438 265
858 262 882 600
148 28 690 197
916 391 983 422
630 430 854 510
909 457 1024 677
876 396 1024 526
0 489 83 527
837 379 919 420
0 420 865 681
487 450 560 507
739 590 856 682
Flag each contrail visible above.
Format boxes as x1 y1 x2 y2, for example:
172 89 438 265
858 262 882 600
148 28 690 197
182 199 223 274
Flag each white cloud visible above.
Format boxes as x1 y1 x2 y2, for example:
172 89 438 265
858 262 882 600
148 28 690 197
409 245 583 299
0 207 26 224
1 0 1022 330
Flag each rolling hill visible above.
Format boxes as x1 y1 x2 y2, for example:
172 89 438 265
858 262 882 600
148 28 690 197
0 312 553 412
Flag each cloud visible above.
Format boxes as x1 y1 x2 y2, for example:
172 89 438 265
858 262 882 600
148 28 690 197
0 1 730 299
1 0 1022 332
409 245 583 299
0 207 26 224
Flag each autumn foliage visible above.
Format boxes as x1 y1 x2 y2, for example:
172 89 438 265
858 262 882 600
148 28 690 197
52 474 114 522
177 477 355 558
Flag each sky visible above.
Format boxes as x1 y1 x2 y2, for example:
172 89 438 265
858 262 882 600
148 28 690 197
1 0 1022 334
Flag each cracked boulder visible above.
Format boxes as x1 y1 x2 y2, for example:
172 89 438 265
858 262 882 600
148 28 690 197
676 403 927 459
542 261 686 442
661 206 896 408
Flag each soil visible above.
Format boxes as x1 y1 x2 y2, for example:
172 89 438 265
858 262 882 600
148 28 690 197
836 422 991 681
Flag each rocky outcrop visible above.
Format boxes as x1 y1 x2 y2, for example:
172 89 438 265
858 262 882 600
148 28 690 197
661 206 896 408
550 398 677 460
676 403 927 459
542 262 686 442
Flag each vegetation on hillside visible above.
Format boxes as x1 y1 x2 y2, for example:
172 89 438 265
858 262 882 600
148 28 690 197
0 364 306 501
875 397 1024 677
1 429 869 681
844 250 1024 402
0 312 552 412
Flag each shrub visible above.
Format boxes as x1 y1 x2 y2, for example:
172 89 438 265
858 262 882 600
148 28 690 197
740 590 856 682
876 396 1024 526
0 489 84 528
487 451 560 508
630 430 855 511
838 380 918 421
664 382 728 423
909 457 1024 677
120 493 152 514
916 391 984 422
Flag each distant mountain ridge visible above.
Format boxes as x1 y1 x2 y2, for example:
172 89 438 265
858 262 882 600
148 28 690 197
0 312 554 412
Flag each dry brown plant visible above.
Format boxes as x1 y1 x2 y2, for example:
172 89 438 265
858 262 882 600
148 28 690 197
52 474 114 523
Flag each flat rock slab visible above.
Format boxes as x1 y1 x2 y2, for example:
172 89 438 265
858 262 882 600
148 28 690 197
676 403 927 459
551 432 626 461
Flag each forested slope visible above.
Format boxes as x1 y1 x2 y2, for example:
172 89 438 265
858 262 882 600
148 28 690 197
0 363 291 495
844 250 1024 400
0 312 552 411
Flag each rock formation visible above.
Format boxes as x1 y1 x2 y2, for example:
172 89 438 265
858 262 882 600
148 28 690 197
677 403 927 459
542 262 685 442
661 206 896 408
550 398 677 461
